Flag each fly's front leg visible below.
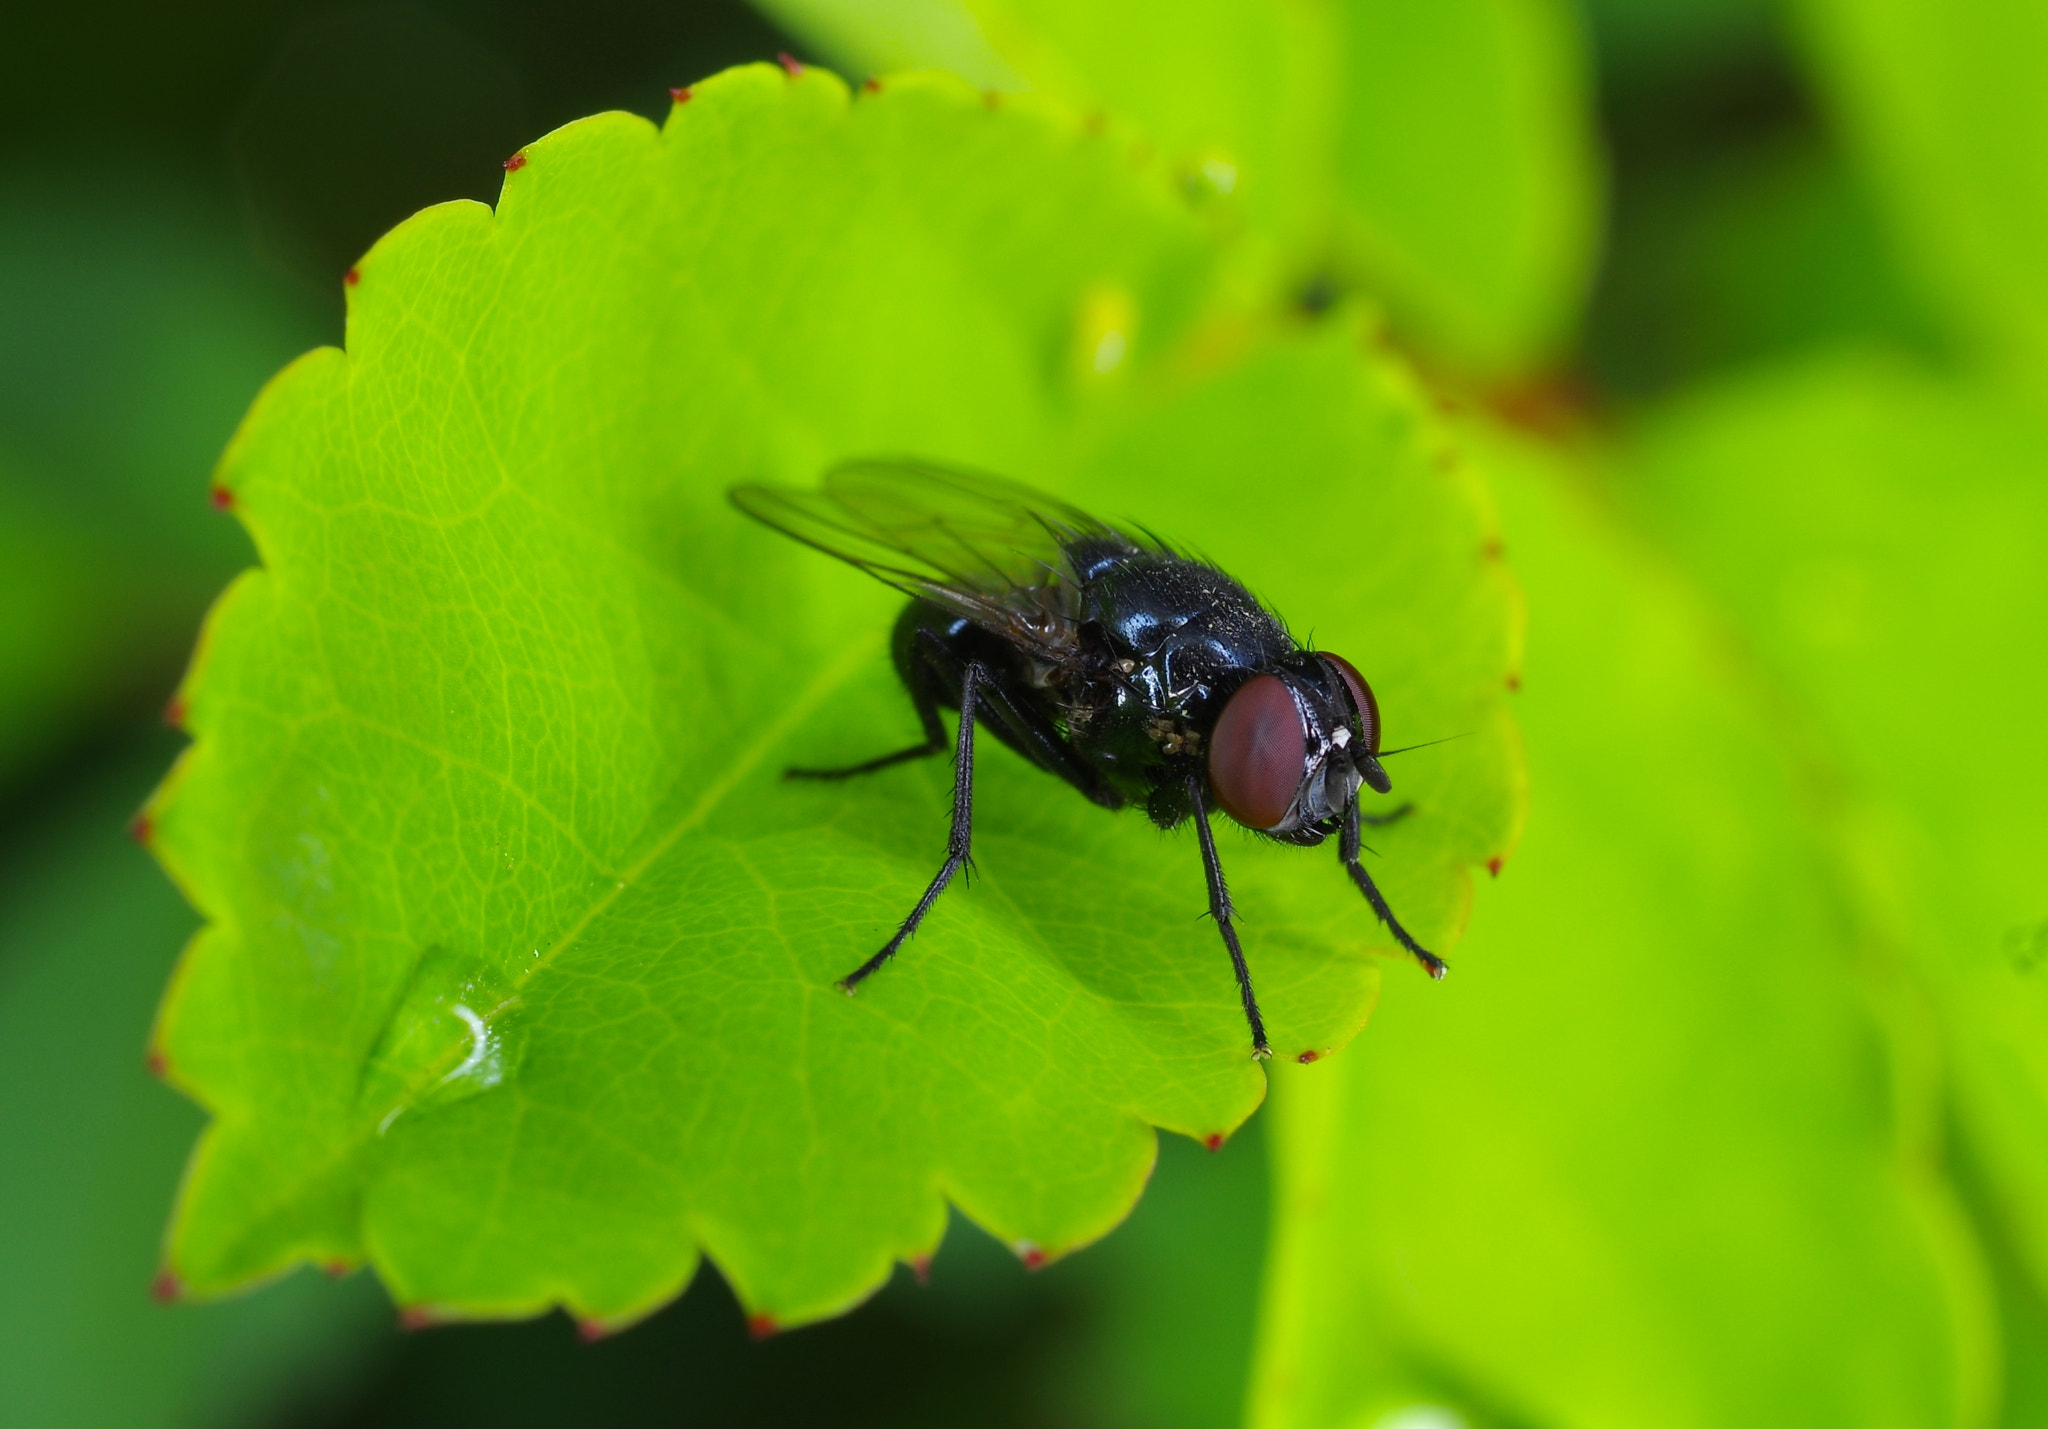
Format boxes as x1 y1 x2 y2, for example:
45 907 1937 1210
837 650 984 994
1340 800 1447 978
1186 775 1271 1061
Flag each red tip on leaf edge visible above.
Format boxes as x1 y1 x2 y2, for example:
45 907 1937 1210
342 267 359 287
1505 672 1522 692
1203 1132 1225 1152
163 696 186 728
397 1306 438 1332
670 86 692 103
150 1271 181 1303
1297 1050 1320 1065
209 486 233 511
323 1260 351 1278
776 51 803 76
909 1254 931 1285
577 1318 609 1343
1487 856 1504 878
129 813 152 845
862 77 881 93
503 152 527 172
747 1313 778 1340
1017 1242 1047 1271
144 1047 168 1079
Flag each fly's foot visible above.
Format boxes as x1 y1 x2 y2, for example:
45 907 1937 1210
1251 1042 1273 1062
835 978 859 996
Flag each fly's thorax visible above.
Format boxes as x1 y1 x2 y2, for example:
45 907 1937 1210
1082 553 1293 688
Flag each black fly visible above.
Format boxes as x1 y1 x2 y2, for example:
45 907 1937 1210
732 460 1443 1060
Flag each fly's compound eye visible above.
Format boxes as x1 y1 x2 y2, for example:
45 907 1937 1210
1320 652 1380 753
1209 674 1309 831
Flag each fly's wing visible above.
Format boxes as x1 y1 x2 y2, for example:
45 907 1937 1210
732 459 1144 657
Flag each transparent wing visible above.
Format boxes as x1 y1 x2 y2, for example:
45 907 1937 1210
731 459 1144 653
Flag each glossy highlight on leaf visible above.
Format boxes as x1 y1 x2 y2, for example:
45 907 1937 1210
144 63 1519 1330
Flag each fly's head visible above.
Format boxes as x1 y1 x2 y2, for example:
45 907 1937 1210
1206 652 1388 845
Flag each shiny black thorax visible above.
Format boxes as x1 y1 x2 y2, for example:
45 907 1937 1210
892 534 1311 834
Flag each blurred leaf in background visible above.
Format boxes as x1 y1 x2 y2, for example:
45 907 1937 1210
1577 0 1951 401
1586 127 1941 398
748 0 1019 89
231 6 532 285
1792 0 2048 396
0 167 319 787
1629 351 2048 1342
1251 424 1991 1429
1329 0 1601 381
754 0 1604 382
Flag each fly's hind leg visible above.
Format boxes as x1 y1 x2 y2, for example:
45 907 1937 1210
837 642 985 995
785 640 950 781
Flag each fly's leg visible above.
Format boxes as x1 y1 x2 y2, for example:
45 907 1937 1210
1359 802 1415 828
972 675 1121 810
785 738 943 781
837 658 984 994
1186 775 1272 1061
1340 800 1447 978
786 646 949 780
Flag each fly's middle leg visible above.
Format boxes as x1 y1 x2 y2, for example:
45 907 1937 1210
1186 774 1272 1061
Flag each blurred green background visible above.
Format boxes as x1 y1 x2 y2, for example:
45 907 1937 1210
1 0 2041 1425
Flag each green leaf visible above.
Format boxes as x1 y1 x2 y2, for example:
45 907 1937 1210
1328 0 1603 379
751 0 1603 379
1250 426 1990 1429
0 750 386 1429
1627 350 2048 1311
148 65 1518 1330
752 0 1021 90
1793 0 2048 391
960 0 1342 260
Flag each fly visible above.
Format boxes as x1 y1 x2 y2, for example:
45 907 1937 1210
731 459 1444 1061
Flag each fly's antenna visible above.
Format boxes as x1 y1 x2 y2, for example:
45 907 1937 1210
1375 733 1469 759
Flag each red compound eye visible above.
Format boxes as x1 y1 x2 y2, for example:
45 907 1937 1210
1209 674 1307 830
1320 652 1380 753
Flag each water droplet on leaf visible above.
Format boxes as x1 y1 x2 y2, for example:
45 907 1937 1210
358 946 526 1130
